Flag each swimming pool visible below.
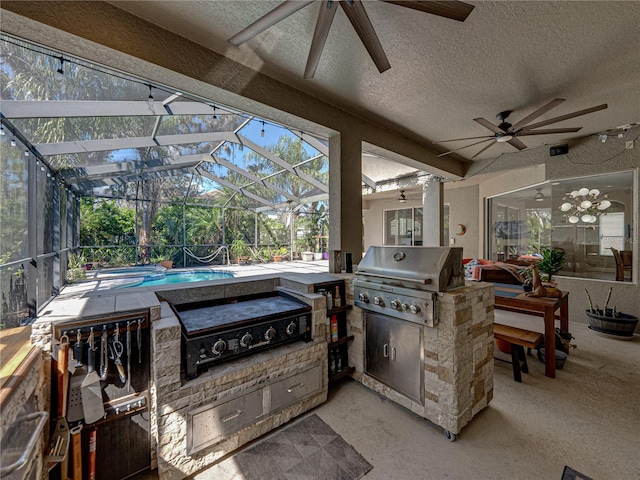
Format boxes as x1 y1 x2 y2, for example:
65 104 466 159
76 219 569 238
125 270 234 287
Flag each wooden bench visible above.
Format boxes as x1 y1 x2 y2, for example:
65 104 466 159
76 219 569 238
494 323 543 383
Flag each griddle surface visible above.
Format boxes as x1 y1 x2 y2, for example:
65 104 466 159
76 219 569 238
178 295 310 336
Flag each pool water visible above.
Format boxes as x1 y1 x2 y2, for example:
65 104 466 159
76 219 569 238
122 270 234 287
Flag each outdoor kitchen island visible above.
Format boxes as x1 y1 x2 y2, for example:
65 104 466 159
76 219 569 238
29 264 494 479
30 274 333 480
349 247 495 440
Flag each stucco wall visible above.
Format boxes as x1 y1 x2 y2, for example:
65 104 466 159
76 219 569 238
443 183 480 258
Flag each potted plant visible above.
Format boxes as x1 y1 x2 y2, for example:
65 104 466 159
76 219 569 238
230 239 251 264
66 252 87 283
585 287 638 337
537 248 566 282
519 266 534 292
272 246 288 262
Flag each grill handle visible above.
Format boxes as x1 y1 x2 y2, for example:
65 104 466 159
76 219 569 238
356 272 432 285
383 344 389 358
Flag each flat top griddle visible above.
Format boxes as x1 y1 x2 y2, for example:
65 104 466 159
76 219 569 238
176 293 311 337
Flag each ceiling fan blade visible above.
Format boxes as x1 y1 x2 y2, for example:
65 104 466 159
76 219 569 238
517 127 583 136
509 98 565 131
228 0 314 46
433 135 494 144
304 0 338 79
382 1 475 22
437 138 494 157
520 104 608 131
507 137 527 151
474 118 504 135
340 0 391 73
471 141 497 159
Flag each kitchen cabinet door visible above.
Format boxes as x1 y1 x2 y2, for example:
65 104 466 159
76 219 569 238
388 316 422 403
365 312 391 385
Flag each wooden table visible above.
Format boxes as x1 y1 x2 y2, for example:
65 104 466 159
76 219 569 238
493 284 569 378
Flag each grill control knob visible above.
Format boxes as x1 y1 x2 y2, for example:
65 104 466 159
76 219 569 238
358 292 369 303
212 339 226 355
401 303 410 311
264 327 277 341
374 296 384 306
286 322 297 336
240 333 253 347
409 304 421 314
390 299 401 310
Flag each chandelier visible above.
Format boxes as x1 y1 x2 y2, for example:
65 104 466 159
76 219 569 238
559 188 611 224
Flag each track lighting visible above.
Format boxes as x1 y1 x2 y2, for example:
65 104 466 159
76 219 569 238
261 121 265 138
147 85 154 107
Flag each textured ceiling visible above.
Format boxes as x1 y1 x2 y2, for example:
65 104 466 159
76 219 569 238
107 1 639 161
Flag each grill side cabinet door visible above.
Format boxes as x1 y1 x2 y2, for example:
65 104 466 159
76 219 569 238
388 316 423 404
365 312 391 385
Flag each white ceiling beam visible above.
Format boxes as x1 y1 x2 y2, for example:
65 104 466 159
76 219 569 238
59 154 207 182
198 169 275 208
1 100 236 118
210 156 300 203
35 131 236 156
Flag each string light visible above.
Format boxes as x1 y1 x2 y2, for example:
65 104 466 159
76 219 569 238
147 84 154 107
213 106 218 120
24 149 30 157
261 121 265 138
0 125 5 136
54 56 64 82
11 137 16 147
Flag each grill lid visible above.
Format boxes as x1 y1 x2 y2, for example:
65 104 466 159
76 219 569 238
355 246 464 292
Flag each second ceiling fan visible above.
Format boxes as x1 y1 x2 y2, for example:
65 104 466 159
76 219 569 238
228 0 475 79
434 98 608 159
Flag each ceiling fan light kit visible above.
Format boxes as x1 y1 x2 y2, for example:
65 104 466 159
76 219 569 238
228 0 475 79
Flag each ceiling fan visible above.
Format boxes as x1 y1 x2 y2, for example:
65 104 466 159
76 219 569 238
228 0 475 79
434 98 608 159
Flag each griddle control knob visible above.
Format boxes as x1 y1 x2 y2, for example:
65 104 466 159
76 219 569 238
358 292 369 303
409 304 421 314
374 296 384 306
212 339 227 355
264 327 277 341
390 299 401 310
286 322 297 336
240 333 253 347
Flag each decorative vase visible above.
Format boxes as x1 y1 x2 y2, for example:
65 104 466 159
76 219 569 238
586 310 638 337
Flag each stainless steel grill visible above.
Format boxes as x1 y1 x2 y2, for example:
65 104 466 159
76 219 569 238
353 246 464 327
354 246 464 404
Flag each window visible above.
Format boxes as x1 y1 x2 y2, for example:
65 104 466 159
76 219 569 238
599 212 625 255
487 171 634 282
383 207 423 246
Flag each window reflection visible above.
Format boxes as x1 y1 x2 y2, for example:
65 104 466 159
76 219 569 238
488 171 634 282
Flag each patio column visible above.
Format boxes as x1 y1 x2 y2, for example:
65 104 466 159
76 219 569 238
421 175 444 246
328 133 362 272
